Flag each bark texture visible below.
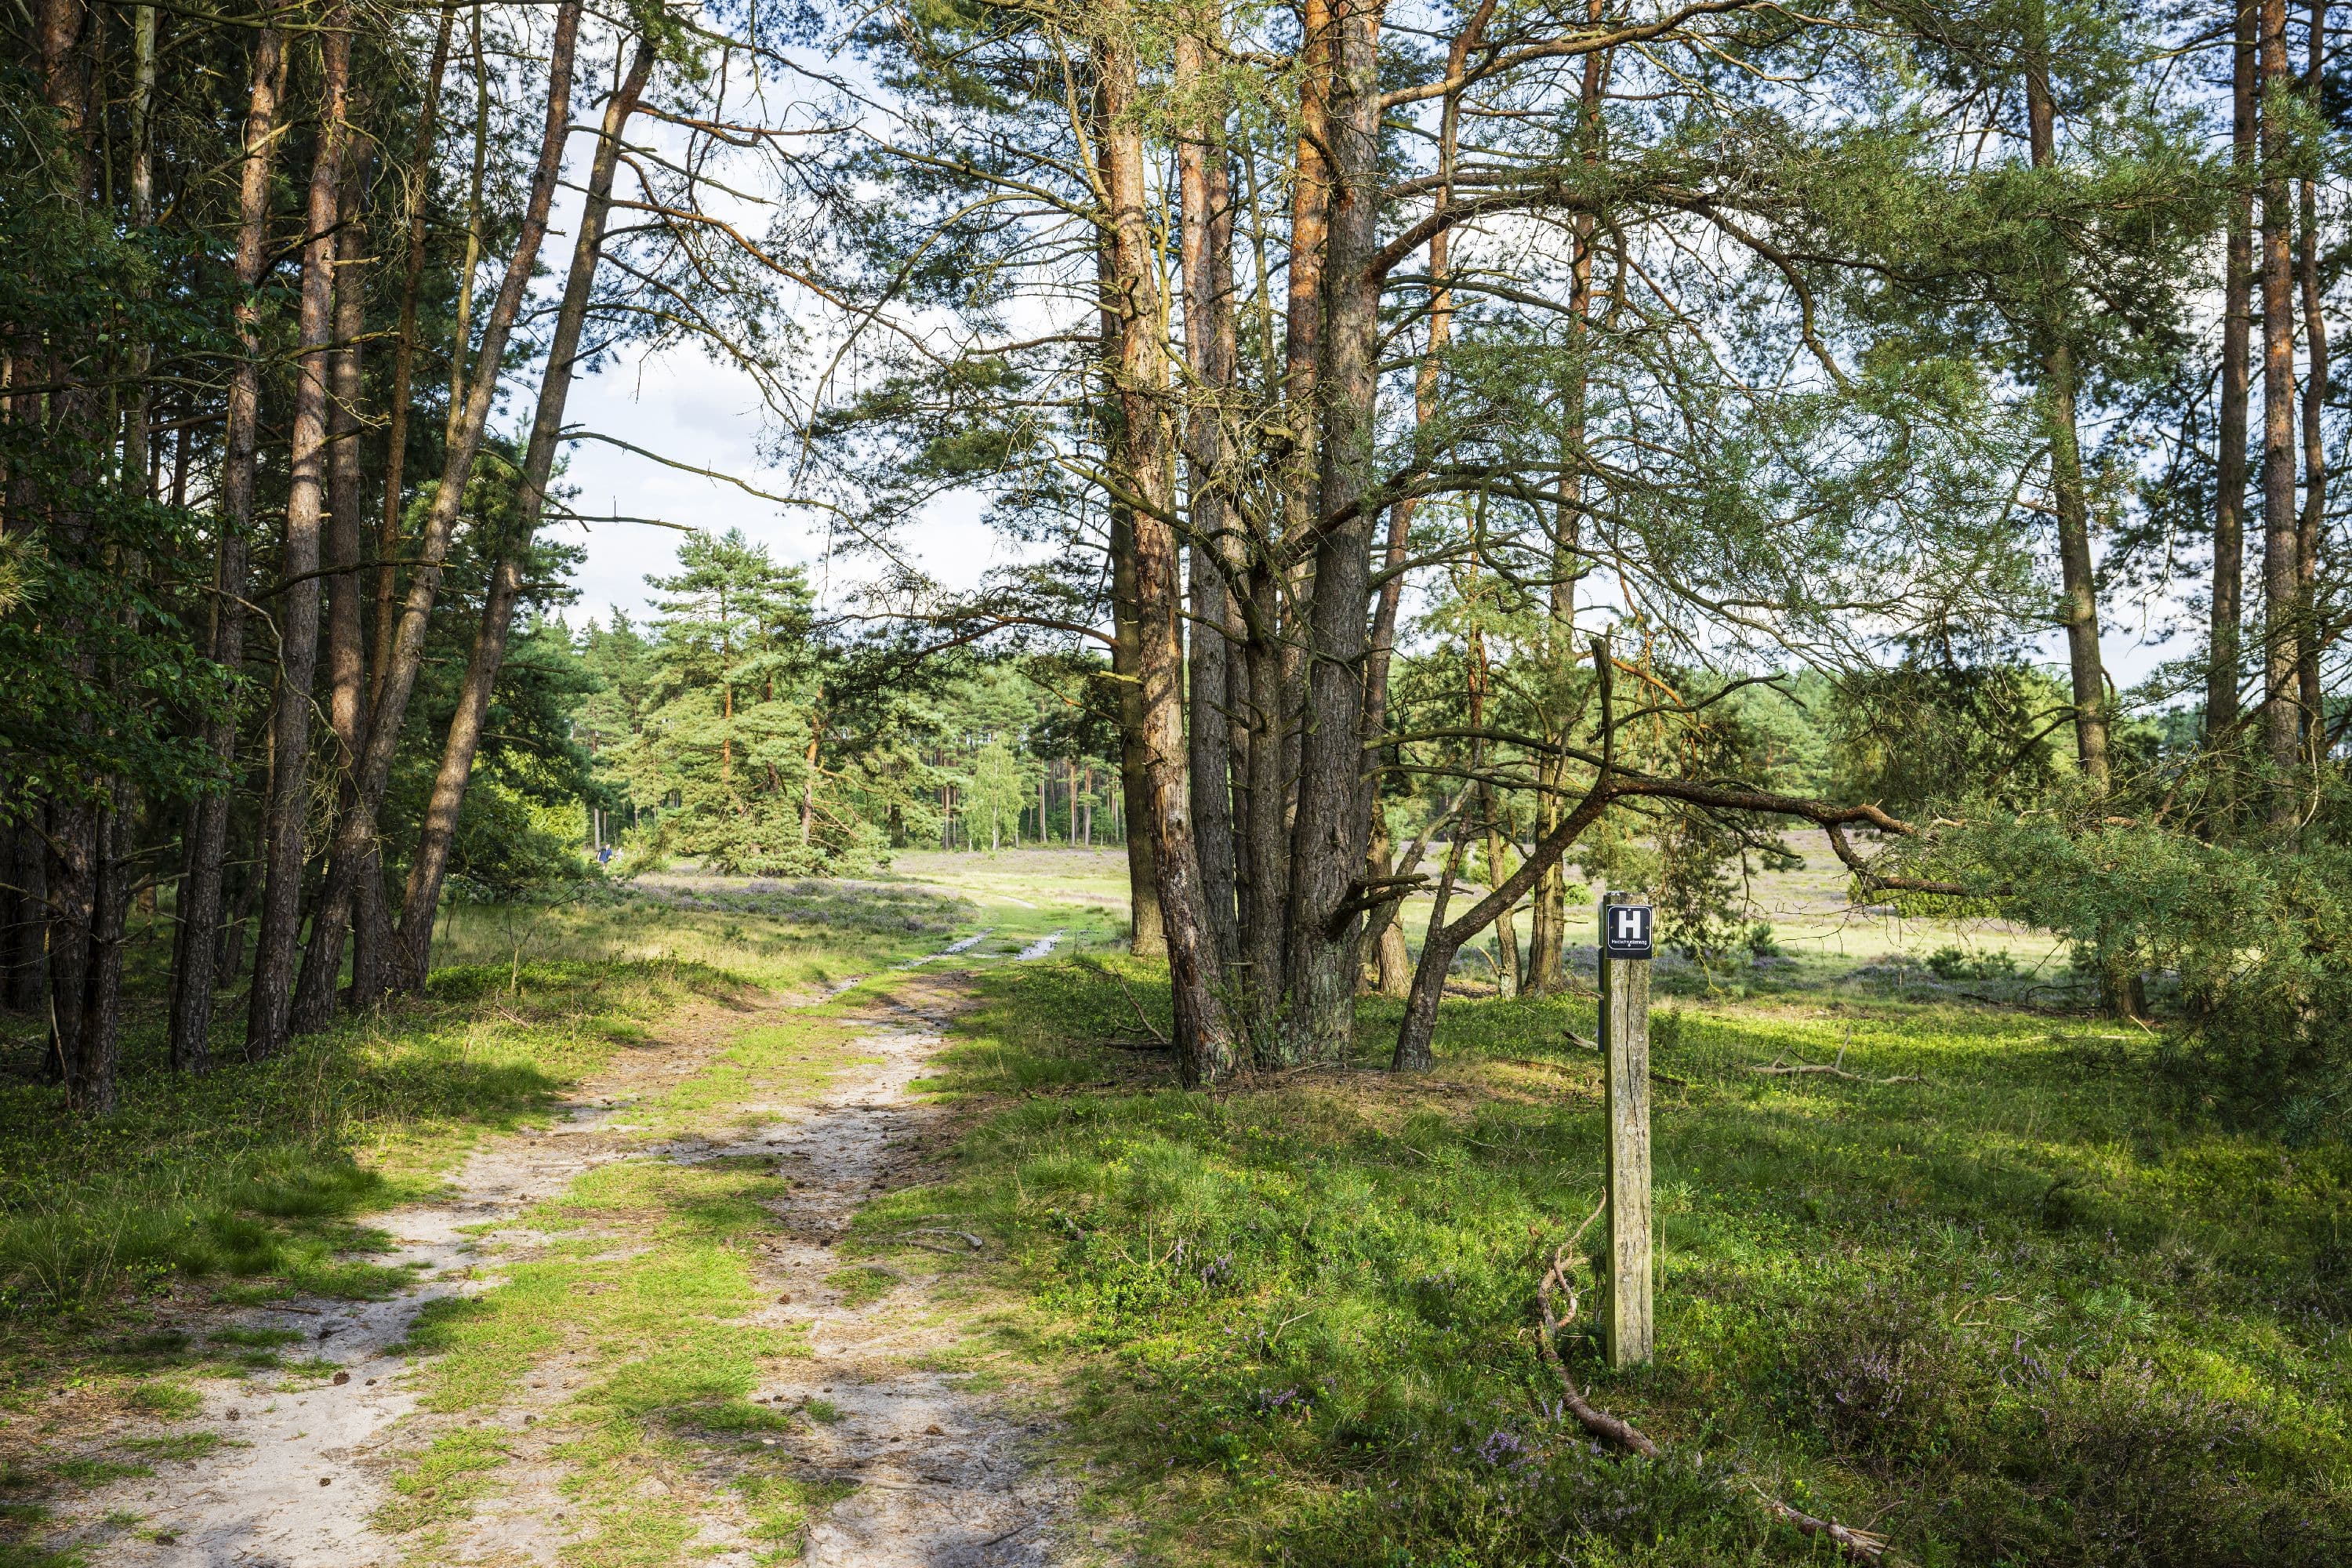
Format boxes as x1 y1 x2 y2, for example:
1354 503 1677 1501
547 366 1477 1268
245 7 351 1063
393 38 656 985
2259 0 2303 815
1281 0 1385 1062
2023 12 2109 795
167 24 281 1071
1101 20 1235 1083
2211 0 2255 761
303 0 585 1015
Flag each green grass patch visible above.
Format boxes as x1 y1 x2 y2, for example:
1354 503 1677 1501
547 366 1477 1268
909 957 2352 1567
122 1381 199 1419
45 1459 148 1488
114 1432 225 1462
826 1266 902 1310
384 1158 817 1555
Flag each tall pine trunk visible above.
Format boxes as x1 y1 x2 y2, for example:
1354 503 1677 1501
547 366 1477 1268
2258 0 2302 816
391 38 656 985
246 6 352 1062
375 2 459 706
2211 0 2255 782
174 30 285 1069
304 0 586 1014
2023 10 2109 796
1281 0 1385 1062
289 167 375 1032
1099 19 1235 1083
2296 0 2328 750
1177 16 1240 967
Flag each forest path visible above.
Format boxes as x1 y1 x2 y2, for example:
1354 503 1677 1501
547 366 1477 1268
65 961 1071 1567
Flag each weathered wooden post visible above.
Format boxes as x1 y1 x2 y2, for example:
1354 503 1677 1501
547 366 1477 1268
1599 891 1653 1367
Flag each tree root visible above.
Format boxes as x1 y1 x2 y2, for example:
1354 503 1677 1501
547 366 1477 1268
1536 1199 1895 1563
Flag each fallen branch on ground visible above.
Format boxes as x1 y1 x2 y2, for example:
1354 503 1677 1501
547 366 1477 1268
1075 956 1171 1046
1748 1029 1926 1086
1536 1200 1895 1563
883 1225 985 1250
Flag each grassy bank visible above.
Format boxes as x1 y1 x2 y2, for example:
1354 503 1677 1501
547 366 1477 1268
0 878 982 1332
881 959 2352 1566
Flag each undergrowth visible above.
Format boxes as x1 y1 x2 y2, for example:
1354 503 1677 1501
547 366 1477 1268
889 959 2352 1567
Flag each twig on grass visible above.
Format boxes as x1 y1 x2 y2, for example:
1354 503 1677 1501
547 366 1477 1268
1074 956 1170 1046
1535 1199 1895 1563
1748 1028 1926 1086
882 1225 986 1250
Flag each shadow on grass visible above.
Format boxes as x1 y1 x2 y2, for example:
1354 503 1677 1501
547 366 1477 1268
893 956 2352 1568
0 958 750 1320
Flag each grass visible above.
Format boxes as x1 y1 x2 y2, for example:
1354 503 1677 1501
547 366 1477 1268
372 1053 846 1562
0 872 1004 1563
881 953 2352 1567
15 841 2254 1565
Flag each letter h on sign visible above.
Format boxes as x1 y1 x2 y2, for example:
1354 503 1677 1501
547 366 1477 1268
1604 901 1653 959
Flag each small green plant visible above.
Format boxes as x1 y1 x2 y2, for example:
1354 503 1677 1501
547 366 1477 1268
826 1266 900 1309
1925 945 2019 982
123 1383 198 1418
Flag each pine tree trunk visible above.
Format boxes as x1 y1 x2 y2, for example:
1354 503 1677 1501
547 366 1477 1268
375 2 459 708
1281 0 1385 1063
2258 0 2302 815
1484 819 1521 996
307 0 586 1009
1237 568 1288 1017
246 7 352 1062
2212 2 2256 769
1178 18 1240 967
168 25 284 1070
2022 16 2109 796
1099 19 1235 1083
289 167 376 1033
1108 422 1163 956
390 37 655 988
2296 0 2328 753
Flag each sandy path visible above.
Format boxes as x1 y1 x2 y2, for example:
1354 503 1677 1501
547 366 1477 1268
53 972 1069 1567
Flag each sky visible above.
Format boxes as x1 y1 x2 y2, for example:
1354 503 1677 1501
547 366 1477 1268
548 327 1025 631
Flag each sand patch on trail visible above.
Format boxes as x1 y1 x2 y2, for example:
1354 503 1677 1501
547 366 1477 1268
44 971 1074 1567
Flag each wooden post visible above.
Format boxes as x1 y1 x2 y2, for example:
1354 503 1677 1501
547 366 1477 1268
1599 891 1654 1367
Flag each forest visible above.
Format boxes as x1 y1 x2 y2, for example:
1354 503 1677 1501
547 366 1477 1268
3 0 2351 1564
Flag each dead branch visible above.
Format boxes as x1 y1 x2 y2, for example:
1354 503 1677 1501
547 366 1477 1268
1537 1199 1894 1563
883 1225 986 1250
1537 1201 1663 1458
1748 1483 1895 1561
1747 1033 1927 1087
1075 956 1171 1046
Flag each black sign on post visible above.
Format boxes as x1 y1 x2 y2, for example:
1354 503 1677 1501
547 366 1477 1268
1603 899 1653 960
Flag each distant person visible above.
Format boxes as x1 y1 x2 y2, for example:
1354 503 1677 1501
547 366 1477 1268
597 844 613 866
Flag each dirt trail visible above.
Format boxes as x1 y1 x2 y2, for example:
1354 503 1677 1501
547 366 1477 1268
57 971 1069 1566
